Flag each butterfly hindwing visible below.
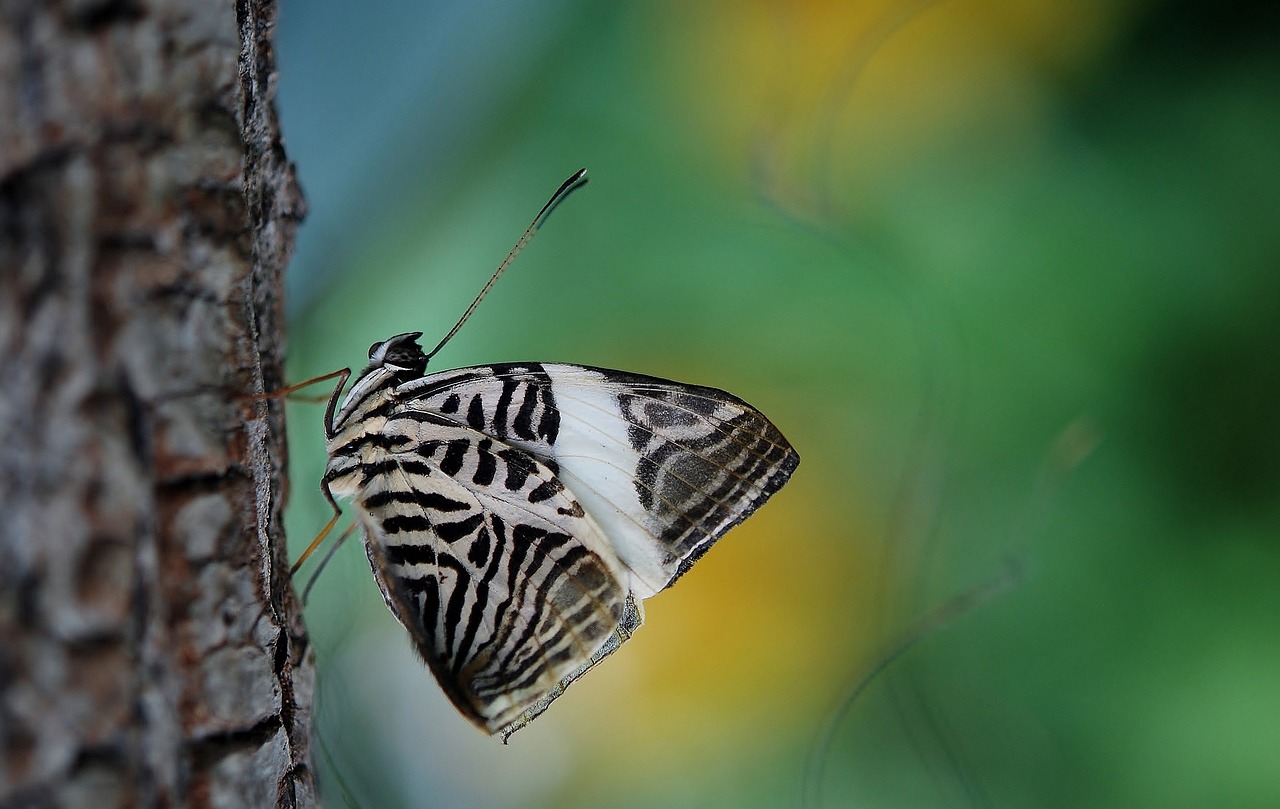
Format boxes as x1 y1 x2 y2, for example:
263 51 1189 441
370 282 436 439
338 412 633 736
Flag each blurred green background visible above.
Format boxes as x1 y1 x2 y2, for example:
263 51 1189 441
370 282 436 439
274 1 1279 807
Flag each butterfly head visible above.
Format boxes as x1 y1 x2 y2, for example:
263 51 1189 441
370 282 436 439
368 332 428 377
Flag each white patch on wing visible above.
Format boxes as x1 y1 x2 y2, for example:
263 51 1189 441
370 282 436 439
544 365 671 598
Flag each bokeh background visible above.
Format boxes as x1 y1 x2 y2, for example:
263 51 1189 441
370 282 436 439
274 2 1279 807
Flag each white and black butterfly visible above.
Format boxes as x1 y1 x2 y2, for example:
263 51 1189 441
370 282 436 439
302 171 799 740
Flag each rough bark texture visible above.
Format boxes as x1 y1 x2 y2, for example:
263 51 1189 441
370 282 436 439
0 1 315 806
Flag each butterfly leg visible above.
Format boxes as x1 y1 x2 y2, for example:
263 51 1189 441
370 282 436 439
301 521 359 605
290 480 344 576
245 367 352 403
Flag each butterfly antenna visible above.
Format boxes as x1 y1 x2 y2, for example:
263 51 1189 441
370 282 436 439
424 168 589 362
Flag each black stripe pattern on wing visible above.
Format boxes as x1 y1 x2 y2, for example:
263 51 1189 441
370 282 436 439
395 362 799 591
399 362 561 444
607 377 799 582
332 405 627 735
322 347 798 739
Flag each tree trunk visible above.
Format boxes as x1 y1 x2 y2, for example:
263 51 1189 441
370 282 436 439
0 1 315 806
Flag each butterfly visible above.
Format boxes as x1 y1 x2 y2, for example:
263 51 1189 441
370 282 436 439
300 170 799 740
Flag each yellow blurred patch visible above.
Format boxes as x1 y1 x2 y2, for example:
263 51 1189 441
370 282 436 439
655 0 1145 212
555 452 886 783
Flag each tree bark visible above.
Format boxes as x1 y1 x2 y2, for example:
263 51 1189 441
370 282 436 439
0 1 315 806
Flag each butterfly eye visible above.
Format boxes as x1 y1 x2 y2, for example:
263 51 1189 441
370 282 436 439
368 341 382 359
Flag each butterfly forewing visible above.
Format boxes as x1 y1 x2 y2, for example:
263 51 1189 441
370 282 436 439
323 349 798 738
398 363 800 596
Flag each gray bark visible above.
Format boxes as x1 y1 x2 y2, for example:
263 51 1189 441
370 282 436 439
0 0 315 806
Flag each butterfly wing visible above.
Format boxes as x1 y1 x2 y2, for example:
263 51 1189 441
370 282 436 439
396 363 800 598
334 410 638 737
331 361 798 738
